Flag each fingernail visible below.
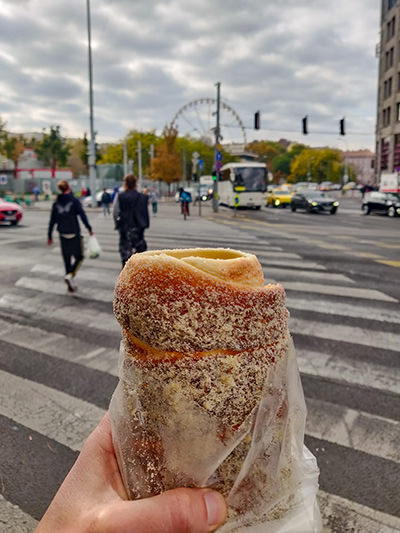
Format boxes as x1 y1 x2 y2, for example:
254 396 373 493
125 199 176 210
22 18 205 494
203 490 226 528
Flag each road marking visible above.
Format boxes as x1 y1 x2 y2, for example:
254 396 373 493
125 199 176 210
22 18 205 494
291 317 400 352
318 491 400 533
0 292 120 334
348 251 385 259
286 296 400 324
373 242 400 250
0 369 105 450
302 240 351 251
252 250 302 260
15 276 114 302
376 259 400 268
306 398 400 463
297 349 400 395
283 282 397 302
263 267 354 284
259 259 327 270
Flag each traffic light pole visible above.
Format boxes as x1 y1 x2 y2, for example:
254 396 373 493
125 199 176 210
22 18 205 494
213 82 221 213
86 0 97 198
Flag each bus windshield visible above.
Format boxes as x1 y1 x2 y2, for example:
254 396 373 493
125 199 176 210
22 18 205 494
232 167 267 192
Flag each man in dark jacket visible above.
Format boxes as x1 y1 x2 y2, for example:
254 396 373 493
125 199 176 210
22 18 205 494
48 180 93 292
113 174 149 267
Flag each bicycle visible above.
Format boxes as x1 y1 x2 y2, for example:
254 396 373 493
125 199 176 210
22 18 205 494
182 200 189 220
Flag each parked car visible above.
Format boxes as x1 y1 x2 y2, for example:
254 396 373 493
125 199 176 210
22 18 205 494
0 198 23 225
266 188 292 208
82 189 114 208
291 190 339 214
362 192 400 217
319 181 333 191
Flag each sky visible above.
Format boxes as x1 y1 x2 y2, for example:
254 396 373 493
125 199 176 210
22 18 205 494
0 0 380 150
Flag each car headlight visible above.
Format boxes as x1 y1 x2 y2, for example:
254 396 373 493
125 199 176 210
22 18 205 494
397 208 400 215
275 199 280 206
333 201 339 206
201 195 207 201
312 201 318 206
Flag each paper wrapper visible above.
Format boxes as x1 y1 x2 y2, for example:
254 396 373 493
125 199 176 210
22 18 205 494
109 248 321 532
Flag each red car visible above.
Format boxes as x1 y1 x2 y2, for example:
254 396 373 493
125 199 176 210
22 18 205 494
0 198 23 225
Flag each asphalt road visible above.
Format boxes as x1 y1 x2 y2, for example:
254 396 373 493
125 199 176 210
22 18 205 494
0 197 399 532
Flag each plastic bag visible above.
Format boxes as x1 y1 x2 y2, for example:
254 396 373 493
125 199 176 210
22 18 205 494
87 235 101 259
109 336 321 532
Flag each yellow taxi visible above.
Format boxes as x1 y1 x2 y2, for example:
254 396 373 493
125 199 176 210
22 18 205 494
266 188 293 208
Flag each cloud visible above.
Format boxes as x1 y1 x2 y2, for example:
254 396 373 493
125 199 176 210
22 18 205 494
0 0 379 148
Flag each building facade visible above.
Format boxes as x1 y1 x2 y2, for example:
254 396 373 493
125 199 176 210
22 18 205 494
376 0 400 177
342 150 375 183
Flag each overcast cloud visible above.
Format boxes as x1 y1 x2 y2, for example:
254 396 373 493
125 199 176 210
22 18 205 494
0 0 379 149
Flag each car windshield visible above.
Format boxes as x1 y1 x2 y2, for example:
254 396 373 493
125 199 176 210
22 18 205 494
385 193 400 201
233 167 267 192
274 190 290 195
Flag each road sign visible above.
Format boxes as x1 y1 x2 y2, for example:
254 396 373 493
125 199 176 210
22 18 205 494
0 175 7 185
216 151 222 161
234 195 240 206
198 158 204 170
216 160 222 171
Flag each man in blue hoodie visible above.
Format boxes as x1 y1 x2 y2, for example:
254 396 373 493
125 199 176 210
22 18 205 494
48 180 93 292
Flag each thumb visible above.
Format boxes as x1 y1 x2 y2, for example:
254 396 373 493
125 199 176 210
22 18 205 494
96 487 227 533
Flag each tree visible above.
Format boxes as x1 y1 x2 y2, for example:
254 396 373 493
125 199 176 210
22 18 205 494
149 125 181 192
0 133 25 178
246 140 285 166
67 137 89 177
35 125 70 175
272 144 306 183
290 148 343 183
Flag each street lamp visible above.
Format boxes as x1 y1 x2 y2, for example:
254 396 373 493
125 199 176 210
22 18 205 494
86 0 97 197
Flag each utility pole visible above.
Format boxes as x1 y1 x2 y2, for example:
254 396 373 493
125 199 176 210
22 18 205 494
123 138 128 175
137 140 143 191
213 82 221 213
86 0 97 197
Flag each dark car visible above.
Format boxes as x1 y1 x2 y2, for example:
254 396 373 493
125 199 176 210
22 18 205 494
362 191 400 217
291 191 339 214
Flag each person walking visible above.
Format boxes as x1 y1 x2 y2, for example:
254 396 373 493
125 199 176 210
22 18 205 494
48 180 93 293
113 174 149 268
150 186 159 217
101 188 112 216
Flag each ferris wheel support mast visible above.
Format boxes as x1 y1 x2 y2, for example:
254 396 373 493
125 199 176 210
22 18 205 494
213 82 221 213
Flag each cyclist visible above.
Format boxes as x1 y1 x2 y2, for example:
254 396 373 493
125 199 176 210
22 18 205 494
178 187 192 218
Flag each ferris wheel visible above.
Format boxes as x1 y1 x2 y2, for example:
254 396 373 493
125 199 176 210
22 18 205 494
170 98 247 146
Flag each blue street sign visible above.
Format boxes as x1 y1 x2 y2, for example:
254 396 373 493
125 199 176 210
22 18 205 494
216 151 222 161
198 158 204 170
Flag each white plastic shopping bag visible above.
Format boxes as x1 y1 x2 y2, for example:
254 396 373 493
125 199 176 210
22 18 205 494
87 235 101 259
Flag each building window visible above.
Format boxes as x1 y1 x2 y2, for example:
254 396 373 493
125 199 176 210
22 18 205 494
384 77 393 98
388 0 397 11
383 106 392 126
385 48 394 70
387 17 396 41
397 102 400 120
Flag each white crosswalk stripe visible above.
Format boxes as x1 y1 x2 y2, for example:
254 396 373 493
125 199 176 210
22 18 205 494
1 210 399 532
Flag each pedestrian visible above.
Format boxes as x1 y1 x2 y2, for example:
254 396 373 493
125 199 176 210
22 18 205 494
150 186 159 217
81 187 87 198
101 188 112 216
113 173 149 268
111 186 119 203
34 413 227 533
48 180 93 293
33 185 40 201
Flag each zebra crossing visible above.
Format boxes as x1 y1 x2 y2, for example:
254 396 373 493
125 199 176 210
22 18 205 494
0 207 399 532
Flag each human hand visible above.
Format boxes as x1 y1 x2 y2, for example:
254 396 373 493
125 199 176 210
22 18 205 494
89 231 94 236
47 238 53 246
35 412 227 533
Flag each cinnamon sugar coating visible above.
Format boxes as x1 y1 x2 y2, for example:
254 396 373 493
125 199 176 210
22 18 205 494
114 248 288 354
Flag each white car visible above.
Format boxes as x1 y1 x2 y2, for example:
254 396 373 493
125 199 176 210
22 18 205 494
82 189 114 208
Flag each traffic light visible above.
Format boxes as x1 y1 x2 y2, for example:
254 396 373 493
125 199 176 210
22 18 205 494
212 170 217 181
254 111 260 130
340 117 345 136
302 116 308 135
